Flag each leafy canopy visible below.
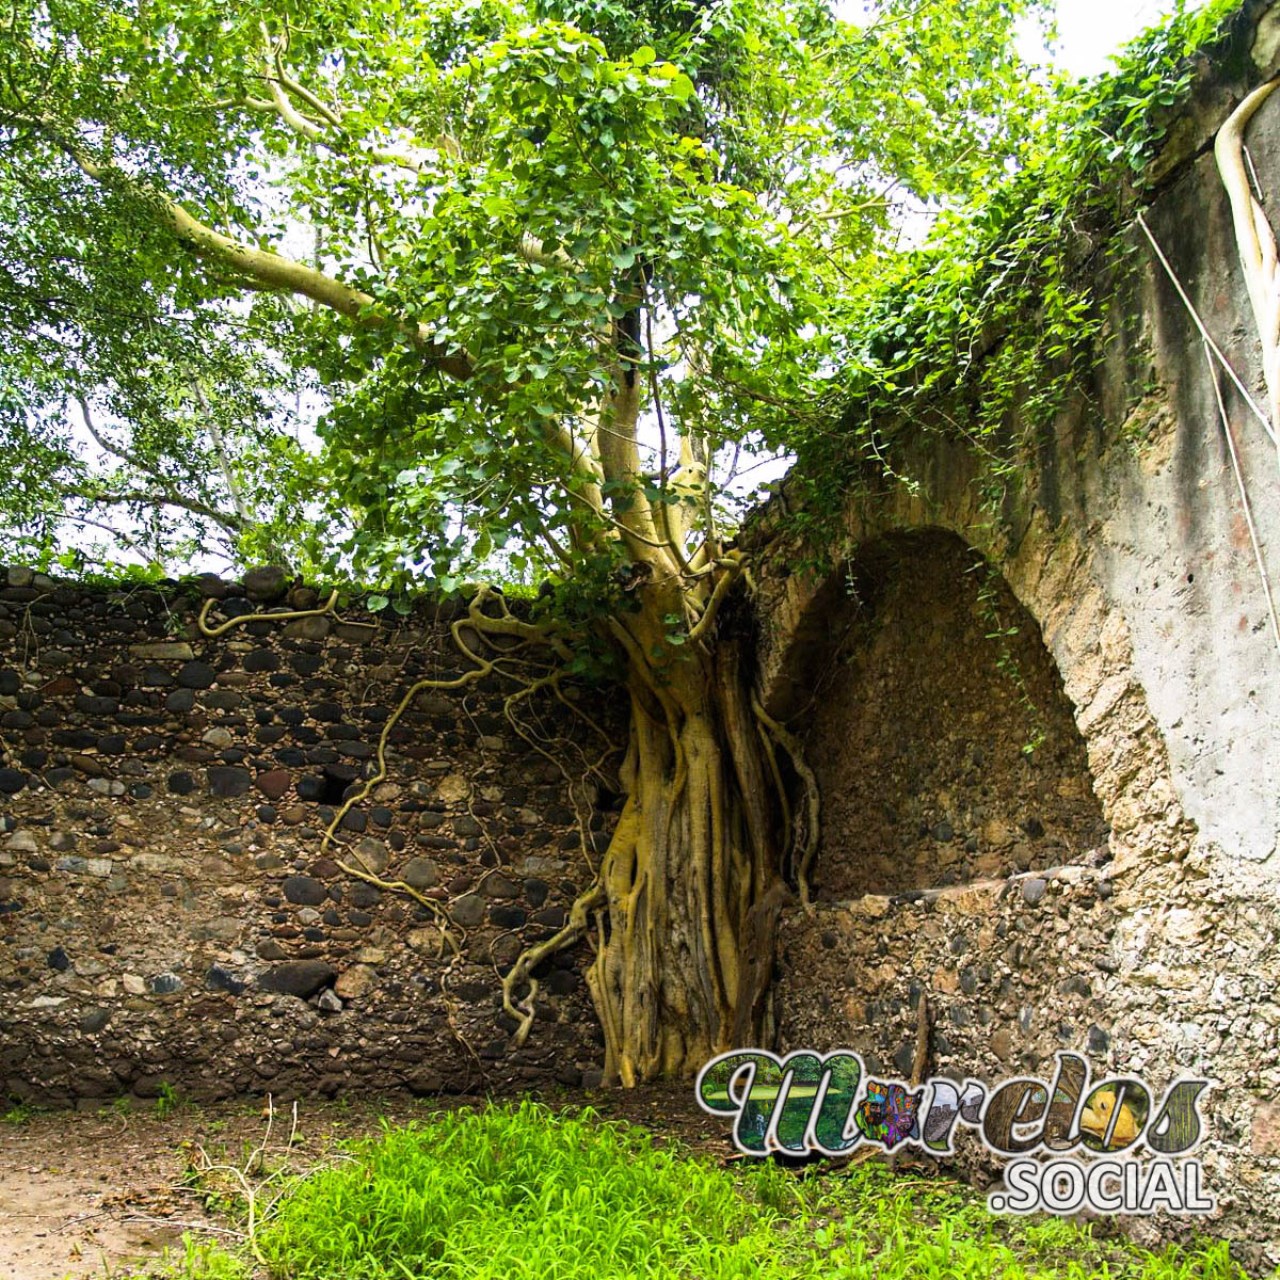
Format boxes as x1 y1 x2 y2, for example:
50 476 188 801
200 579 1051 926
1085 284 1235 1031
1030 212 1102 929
0 0 1050 590
782 0 1246 541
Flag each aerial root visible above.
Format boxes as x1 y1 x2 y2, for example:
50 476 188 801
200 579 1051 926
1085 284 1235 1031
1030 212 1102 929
752 696 821 909
500 879 607 1047
196 588 340 638
194 583 618 1055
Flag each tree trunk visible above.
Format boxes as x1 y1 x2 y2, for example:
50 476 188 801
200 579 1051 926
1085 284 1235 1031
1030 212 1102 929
586 596 791 1085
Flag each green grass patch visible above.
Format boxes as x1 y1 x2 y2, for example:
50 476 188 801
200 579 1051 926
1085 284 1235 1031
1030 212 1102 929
254 1100 793 1279
798 1159 1245 1280
2 1098 40 1125
166 1102 1252 1280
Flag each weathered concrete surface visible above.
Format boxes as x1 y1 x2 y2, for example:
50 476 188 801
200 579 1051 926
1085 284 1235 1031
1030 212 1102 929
754 3 1280 1266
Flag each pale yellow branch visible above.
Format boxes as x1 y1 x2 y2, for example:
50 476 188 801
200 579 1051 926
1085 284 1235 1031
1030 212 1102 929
260 26 328 142
251 51 569 268
270 58 343 128
54 135 474 377
686 554 742 645
32 112 603 513
593 353 672 571
561 485 681 553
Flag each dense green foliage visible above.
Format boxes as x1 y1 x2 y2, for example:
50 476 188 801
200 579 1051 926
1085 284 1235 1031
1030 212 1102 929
1 0 1251 587
256 1103 793 1278
0 0 1050 584
157 1103 1247 1280
0 58 319 572
782 0 1245 533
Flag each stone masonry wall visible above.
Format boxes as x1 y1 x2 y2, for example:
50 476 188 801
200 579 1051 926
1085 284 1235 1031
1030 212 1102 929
771 533 1123 1190
752 3 1280 1266
0 571 614 1104
802 532 1107 900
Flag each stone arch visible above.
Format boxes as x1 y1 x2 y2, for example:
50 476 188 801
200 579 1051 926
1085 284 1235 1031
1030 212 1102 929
755 474 1197 898
759 499 1202 1131
786 529 1108 900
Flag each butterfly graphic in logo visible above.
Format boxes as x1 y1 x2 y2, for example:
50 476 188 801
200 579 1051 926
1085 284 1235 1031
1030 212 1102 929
854 1080 923 1150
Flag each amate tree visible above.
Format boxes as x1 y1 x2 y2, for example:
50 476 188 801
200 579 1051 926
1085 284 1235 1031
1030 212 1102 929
0 0 1046 1082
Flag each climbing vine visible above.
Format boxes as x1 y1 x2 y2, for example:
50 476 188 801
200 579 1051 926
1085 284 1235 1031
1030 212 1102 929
778 0 1246 549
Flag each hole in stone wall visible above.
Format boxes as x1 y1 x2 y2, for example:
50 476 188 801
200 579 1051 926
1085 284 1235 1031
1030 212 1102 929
296 765 357 806
797 531 1108 900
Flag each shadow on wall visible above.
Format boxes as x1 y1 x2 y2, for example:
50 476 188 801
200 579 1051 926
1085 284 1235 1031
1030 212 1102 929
795 530 1110 899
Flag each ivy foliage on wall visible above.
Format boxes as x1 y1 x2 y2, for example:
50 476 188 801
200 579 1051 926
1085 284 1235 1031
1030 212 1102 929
774 0 1246 549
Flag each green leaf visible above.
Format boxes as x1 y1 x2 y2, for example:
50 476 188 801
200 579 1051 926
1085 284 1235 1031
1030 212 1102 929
0 0 1110 612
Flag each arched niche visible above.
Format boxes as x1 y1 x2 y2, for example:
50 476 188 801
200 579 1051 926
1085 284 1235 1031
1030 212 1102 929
791 530 1108 899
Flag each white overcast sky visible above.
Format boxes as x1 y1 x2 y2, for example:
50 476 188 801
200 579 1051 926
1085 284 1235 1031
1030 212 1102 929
836 0 1210 77
1030 0 1211 76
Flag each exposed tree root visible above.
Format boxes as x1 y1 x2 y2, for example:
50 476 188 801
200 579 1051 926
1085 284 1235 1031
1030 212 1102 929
196 589 340 638
332 857 463 959
1210 80 1280 660
197 584 626 1058
194 578 824 1084
1215 75 1280 455
577 625 821 1085
752 697 822 909
502 880 608 1047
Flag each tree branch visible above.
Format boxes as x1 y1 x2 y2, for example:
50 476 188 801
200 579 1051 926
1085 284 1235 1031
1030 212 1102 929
76 395 246 537
76 396 148 472
591 311 671 567
31 115 604 524
36 120 473 377
249 26 441 177
59 484 246 533
643 306 695 578
687 554 742 645
189 381 256 528
247 38 576 275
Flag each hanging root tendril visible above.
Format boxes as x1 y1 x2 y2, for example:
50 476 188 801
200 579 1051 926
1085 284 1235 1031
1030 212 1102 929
500 880 607 1047
195 583 620 1054
752 696 821 909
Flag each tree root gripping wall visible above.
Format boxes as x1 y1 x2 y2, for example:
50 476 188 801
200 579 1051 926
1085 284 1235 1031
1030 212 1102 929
752 7 1280 1264
0 575 613 1103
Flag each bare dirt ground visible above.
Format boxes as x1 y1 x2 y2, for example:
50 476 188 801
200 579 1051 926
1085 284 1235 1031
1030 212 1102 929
0 1085 724 1280
2 1103 220 1280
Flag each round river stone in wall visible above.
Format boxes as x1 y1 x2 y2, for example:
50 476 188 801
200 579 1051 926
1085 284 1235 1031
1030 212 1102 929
282 876 327 906
177 661 217 690
258 960 337 998
402 857 439 889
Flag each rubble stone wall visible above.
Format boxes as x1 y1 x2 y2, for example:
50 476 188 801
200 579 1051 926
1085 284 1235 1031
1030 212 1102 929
0 576 614 1104
799 532 1108 901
